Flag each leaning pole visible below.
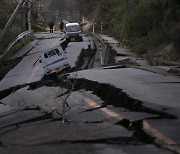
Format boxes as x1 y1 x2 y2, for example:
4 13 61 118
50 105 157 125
0 0 25 43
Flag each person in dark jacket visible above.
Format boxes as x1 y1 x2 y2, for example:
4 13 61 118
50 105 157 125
59 20 64 33
48 21 54 33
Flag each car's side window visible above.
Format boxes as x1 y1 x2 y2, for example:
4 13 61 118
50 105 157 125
55 48 61 55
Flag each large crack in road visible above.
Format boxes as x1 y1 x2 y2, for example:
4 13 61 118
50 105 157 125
0 35 179 153
1 74 175 119
71 78 176 119
0 74 176 150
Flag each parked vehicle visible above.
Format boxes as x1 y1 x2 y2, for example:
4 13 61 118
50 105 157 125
39 46 71 75
65 23 83 42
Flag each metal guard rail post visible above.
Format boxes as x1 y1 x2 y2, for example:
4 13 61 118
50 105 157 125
0 30 32 60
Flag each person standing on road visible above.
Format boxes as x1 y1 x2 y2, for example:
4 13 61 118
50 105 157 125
59 20 64 33
48 21 54 33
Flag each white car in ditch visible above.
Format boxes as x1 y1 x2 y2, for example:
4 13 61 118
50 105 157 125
39 45 71 75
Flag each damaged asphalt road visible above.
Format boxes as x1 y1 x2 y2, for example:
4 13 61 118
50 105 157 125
0 73 179 154
0 32 180 154
0 71 180 154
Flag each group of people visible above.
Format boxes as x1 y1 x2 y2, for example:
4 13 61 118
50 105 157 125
48 20 64 33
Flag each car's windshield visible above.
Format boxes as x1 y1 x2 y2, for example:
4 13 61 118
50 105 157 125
66 25 80 32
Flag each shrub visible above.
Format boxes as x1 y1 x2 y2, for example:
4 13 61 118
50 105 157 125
130 37 147 54
31 23 47 32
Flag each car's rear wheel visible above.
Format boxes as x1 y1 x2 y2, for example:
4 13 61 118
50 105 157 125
79 36 83 42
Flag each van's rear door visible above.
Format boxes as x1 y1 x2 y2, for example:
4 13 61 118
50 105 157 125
42 47 65 67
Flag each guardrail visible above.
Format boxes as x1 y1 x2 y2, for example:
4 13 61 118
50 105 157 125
0 30 32 60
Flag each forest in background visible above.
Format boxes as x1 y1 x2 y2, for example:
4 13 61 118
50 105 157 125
77 0 180 63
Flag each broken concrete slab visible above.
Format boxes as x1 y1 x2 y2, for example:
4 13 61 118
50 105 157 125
0 104 14 115
1 85 67 114
0 109 49 129
69 68 180 110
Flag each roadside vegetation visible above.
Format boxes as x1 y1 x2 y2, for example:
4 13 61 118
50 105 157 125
0 0 20 55
31 23 47 32
77 0 180 64
0 0 46 59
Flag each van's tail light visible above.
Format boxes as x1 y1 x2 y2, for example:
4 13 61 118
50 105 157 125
64 64 69 67
47 70 52 74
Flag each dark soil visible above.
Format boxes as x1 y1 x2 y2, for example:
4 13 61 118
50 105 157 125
0 57 22 81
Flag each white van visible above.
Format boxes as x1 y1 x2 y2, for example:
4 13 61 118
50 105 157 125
65 23 83 42
40 46 71 75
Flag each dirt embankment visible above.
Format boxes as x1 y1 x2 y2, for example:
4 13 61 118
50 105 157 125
0 58 22 81
146 44 180 66
83 21 180 66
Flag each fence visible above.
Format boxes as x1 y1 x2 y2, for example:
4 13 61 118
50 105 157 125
0 30 32 60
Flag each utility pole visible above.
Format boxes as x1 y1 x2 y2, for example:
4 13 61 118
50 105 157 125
118 13 128 47
118 3 131 47
92 18 95 34
0 0 25 43
101 22 103 38
28 0 32 30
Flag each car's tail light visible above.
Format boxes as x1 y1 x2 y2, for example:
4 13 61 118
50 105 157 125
47 70 52 74
64 64 69 67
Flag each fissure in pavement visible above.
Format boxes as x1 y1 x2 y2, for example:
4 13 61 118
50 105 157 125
0 38 177 151
0 75 176 120
31 77 177 145
71 78 176 119
0 75 177 150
